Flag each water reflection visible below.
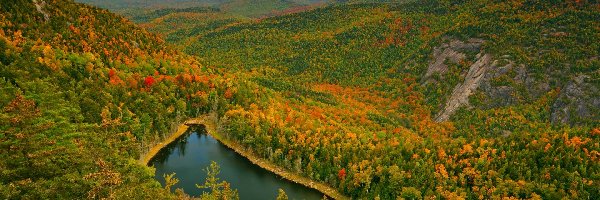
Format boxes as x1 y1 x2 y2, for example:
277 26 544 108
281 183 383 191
149 126 324 200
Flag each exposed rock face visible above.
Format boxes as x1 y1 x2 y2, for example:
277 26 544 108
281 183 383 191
33 0 50 22
551 75 600 125
422 38 495 122
477 60 551 109
435 53 492 122
477 59 518 108
423 38 484 84
425 38 597 125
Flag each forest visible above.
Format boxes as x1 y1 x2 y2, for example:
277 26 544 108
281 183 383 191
1 0 599 199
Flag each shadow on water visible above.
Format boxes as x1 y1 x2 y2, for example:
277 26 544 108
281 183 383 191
149 126 324 200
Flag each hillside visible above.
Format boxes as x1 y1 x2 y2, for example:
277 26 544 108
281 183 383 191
74 0 227 10
177 1 600 199
2 0 599 199
0 0 236 199
76 0 330 19
75 0 331 45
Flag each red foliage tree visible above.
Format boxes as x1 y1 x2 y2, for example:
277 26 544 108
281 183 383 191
108 68 116 78
224 88 234 99
338 168 347 180
144 76 155 88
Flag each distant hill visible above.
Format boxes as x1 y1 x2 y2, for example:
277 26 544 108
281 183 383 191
76 0 331 18
75 0 228 10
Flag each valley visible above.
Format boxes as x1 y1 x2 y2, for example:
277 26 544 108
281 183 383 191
1 0 599 199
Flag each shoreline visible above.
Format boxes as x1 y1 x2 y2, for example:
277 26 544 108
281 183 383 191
139 116 349 200
139 123 190 165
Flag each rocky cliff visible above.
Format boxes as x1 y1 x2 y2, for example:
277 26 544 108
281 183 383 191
424 38 599 125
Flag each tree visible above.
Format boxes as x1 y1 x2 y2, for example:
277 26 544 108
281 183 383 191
144 76 155 88
338 168 347 180
83 159 123 199
276 188 288 200
163 173 179 191
0 93 45 179
196 161 239 200
398 187 422 200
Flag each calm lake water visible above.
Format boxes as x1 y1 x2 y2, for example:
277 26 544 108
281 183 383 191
150 126 324 200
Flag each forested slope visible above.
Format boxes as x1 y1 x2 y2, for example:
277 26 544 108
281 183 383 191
76 0 330 19
1 0 599 199
0 0 237 198
173 1 599 199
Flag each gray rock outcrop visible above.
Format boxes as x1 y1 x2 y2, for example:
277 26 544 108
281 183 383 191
424 38 597 125
435 53 492 122
33 0 50 22
551 75 600 125
423 38 484 84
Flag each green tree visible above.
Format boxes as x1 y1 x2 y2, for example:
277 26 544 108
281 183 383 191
163 173 179 192
196 161 239 200
398 187 421 200
276 188 288 200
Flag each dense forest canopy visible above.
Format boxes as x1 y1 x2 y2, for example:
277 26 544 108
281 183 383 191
0 0 236 198
1 0 599 199
175 1 599 198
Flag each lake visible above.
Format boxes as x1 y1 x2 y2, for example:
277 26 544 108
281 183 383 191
149 126 324 200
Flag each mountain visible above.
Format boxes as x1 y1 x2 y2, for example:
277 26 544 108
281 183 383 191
0 0 235 198
177 1 600 199
74 0 228 10
186 1 599 125
76 0 331 18
2 0 599 199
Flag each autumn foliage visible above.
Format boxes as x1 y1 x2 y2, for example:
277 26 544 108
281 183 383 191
1 0 599 199
338 168 346 180
144 76 155 87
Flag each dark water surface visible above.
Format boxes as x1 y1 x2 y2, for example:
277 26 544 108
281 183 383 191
150 126 324 200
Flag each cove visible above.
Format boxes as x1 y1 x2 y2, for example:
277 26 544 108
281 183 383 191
149 126 324 200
